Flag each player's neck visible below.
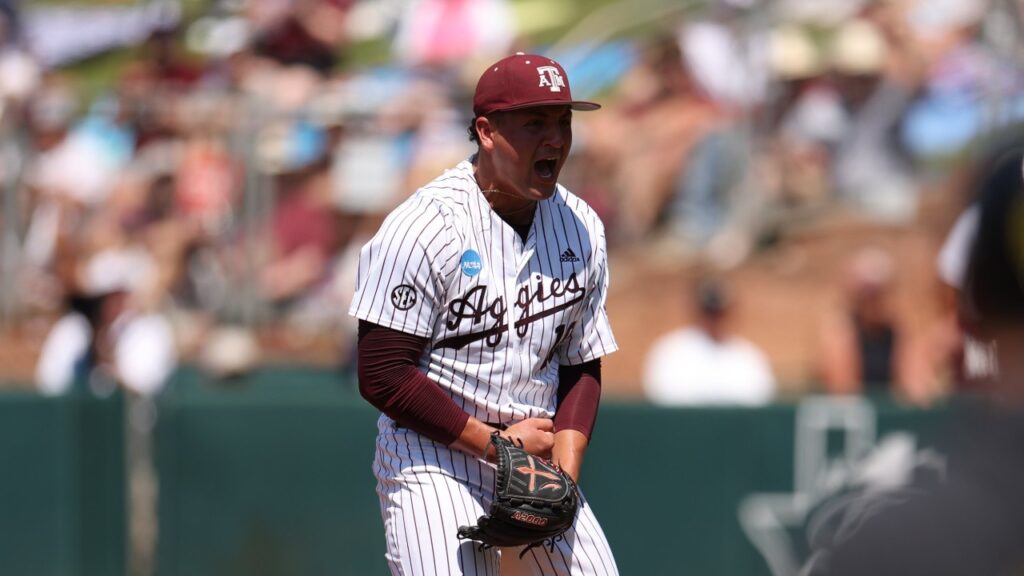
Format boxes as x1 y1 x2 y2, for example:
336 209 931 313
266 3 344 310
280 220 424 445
473 163 536 230
483 189 536 240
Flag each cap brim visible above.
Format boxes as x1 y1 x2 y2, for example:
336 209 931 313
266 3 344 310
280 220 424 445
492 99 601 113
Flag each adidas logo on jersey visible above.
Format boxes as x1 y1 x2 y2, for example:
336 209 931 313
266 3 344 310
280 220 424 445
560 248 580 263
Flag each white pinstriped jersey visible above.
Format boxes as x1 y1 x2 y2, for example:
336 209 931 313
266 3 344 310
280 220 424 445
349 158 617 424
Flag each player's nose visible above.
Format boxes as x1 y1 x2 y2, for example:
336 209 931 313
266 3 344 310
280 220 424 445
541 125 567 151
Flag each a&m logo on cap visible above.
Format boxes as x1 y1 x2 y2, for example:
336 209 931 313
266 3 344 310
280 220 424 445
536 66 565 92
460 249 483 277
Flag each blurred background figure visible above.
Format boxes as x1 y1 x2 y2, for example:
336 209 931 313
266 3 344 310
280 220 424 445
33 208 177 399
816 247 900 395
251 0 351 74
815 246 934 404
589 32 726 247
644 276 776 406
258 119 335 309
828 17 920 222
751 23 835 234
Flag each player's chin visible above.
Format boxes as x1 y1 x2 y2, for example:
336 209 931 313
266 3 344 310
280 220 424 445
527 183 558 200
529 174 560 199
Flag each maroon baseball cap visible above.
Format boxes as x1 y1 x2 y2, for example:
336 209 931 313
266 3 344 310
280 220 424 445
473 52 600 117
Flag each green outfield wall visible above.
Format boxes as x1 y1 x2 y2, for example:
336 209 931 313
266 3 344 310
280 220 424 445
0 367 957 576
0 389 125 576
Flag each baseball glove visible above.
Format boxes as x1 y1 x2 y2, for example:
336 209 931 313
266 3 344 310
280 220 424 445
457 433 579 556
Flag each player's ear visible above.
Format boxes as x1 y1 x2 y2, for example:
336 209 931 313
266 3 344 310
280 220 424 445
476 115 499 151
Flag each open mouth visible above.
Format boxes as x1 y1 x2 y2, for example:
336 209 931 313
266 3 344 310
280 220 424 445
534 158 558 181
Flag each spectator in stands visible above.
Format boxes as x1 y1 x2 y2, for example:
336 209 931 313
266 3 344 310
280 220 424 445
35 247 177 398
16 76 79 313
677 0 768 111
815 247 931 403
251 0 351 75
589 32 726 246
828 18 919 221
259 119 338 309
818 247 897 393
644 276 775 406
763 24 837 209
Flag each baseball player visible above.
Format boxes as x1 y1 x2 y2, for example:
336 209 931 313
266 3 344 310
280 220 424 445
349 53 619 575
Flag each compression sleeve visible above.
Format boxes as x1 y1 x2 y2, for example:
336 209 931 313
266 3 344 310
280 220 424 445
357 320 470 445
554 359 602 440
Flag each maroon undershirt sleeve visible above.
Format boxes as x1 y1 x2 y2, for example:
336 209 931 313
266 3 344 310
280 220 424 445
357 321 469 445
358 320 602 444
555 359 602 441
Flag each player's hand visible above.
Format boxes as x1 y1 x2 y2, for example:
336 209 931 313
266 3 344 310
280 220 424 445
501 418 555 460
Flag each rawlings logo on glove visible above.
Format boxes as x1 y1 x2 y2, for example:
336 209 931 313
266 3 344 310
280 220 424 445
457 433 579 555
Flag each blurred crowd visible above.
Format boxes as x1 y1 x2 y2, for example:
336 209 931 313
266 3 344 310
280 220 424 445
0 0 1020 402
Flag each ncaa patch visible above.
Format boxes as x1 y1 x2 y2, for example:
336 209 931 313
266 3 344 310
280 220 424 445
460 249 483 277
390 285 417 310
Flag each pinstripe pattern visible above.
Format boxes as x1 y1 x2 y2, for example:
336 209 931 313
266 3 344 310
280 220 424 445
375 416 619 575
351 159 619 575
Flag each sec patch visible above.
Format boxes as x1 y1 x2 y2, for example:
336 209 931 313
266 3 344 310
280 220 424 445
390 285 417 310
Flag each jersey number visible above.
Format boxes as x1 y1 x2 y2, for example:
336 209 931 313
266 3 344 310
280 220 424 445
541 322 576 369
